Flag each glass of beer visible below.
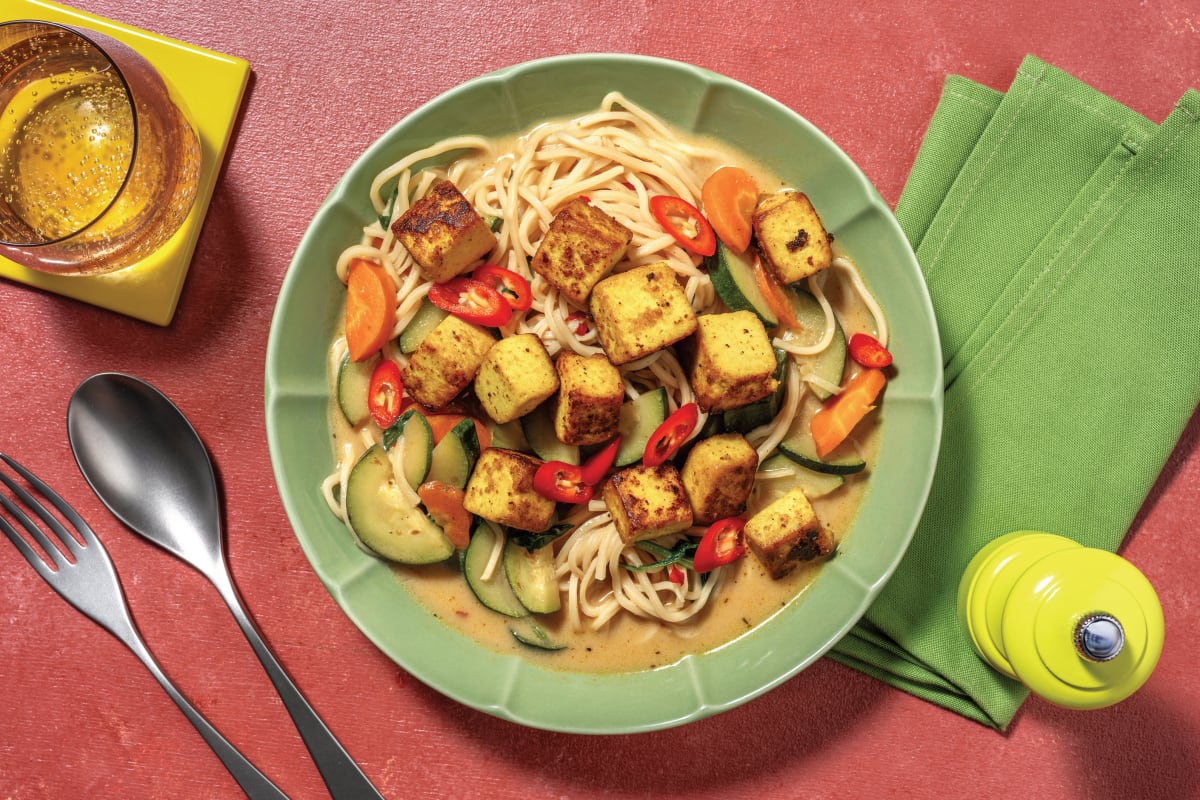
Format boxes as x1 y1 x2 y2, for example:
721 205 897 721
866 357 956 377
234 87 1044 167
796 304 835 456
0 20 201 275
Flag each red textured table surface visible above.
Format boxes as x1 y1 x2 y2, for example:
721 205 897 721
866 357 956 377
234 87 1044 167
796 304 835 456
2 2 1198 798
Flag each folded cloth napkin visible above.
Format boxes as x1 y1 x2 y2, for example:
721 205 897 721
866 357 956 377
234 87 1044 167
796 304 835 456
829 55 1200 730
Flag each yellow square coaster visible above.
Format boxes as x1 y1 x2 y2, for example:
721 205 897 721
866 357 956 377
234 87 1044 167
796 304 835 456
1 0 250 325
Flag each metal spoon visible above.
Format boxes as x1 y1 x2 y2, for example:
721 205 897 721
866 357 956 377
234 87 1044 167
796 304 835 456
67 372 384 800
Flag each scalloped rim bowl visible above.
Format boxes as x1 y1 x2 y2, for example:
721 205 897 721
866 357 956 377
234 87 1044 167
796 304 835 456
265 53 942 734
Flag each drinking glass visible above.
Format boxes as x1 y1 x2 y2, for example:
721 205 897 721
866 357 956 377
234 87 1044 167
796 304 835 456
0 20 201 275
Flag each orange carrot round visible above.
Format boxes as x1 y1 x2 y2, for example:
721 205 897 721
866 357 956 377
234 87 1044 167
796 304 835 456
701 166 759 253
810 368 887 458
422 413 493 451
752 252 801 330
418 481 472 550
345 258 397 362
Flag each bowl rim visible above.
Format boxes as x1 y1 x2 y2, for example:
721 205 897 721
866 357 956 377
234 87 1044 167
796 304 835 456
265 52 943 734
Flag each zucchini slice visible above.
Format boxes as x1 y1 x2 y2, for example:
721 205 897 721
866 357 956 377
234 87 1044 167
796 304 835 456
510 619 566 651
758 453 845 498
786 289 847 399
723 402 773 435
398 298 449 354
389 409 434 489
614 387 668 467
521 402 579 465
345 444 454 564
427 417 480 489
707 240 779 328
462 522 528 618
336 351 377 426
778 430 866 475
504 540 561 614
487 417 529 452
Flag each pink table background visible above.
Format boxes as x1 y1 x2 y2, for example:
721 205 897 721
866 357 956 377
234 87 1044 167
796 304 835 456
2 1 1197 798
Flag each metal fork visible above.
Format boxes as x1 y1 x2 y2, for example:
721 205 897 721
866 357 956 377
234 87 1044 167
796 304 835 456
0 454 291 800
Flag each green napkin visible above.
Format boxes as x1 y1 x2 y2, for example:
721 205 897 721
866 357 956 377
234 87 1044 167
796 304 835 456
829 55 1200 730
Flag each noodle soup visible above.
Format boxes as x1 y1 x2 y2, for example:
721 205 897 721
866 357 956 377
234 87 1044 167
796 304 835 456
322 95 889 673
395 434 876 674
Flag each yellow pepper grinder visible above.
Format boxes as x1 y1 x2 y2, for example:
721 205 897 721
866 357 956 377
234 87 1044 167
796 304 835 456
957 530 1164 710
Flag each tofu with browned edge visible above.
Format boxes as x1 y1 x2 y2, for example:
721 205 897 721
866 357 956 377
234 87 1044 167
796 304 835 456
554 351 623 446
589 263 698 365
391 179 495 283
690 310 779 413
401 315 494 409
531 198 632 306
752 191 832 285
743 487 836 578
463 448 556 533
602 464 693 543
475 334 559 424
680 433 759 524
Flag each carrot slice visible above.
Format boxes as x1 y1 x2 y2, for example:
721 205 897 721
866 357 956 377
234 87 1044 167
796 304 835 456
418 481 472 550
752 252 801 330
810 368 887 458
345 258 397 362
423 413 492 451
472 419 493 451
701 166 759 253
423 413 464 443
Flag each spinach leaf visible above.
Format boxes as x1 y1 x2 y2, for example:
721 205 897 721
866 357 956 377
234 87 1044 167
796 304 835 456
510 522 573 553
378 185 399 230
623 538 698 572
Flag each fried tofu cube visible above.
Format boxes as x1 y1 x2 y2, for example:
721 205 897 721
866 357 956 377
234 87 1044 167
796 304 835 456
401 315 494 409
530 198 632 306
752 191 832 285
589 263 698 365
463 448 556 533
391 179 495 283
475 334 559 424
602 464 694 543
680 433 759 524
743 487 836 578
553 352 623 446
690 310 780 413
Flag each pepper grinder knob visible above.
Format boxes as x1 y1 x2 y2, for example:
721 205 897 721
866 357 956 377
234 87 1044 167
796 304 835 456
1076 613 1124 662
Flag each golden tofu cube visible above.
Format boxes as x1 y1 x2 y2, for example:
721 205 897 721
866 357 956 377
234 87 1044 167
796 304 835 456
531 198 632 306
554 352 623 446
743 487 836 578
752 191 832 285
690 310 780 413
391 179 495 283
475 334 559 424
602 464 693 544
589 263 698 365
463 448 556 533
680 433 759 524
401 315 494 409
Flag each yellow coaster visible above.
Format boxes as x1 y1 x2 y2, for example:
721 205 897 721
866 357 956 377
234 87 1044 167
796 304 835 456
1 0 250 326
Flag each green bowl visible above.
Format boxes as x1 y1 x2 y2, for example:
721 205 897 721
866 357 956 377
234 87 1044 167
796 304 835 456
265 54 942 733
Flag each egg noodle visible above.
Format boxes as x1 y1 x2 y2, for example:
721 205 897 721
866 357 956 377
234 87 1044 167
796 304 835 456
322 92 887 633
